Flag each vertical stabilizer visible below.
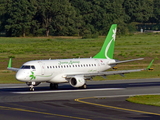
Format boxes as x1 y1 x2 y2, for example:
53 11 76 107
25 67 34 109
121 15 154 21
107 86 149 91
93 24 117 59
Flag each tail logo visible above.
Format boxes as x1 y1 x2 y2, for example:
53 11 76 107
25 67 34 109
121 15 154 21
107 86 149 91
105 28 117 59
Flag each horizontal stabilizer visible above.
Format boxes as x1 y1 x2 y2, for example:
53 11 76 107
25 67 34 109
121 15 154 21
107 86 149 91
108 58 144 65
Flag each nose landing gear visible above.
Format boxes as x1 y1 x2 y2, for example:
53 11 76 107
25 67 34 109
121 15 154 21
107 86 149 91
26 82 41 91
30 85 35 91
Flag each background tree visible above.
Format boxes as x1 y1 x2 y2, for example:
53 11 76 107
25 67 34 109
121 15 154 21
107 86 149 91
4 0 36 37
0 0 160 36
123 0 153 23
152 0 160 23
70 0 95 36
70 0 126 35
0 0 7 34
36 0 76 36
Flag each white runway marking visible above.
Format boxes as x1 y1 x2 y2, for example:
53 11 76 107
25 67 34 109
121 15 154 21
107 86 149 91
12 88 124 94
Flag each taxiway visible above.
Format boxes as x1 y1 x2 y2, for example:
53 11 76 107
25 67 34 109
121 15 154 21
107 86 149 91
0 78 160 120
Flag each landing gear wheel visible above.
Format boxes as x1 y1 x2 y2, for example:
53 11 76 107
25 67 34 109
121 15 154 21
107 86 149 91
30 87 34 91
83 84 87 89
50 83 58 90
80 84 87 89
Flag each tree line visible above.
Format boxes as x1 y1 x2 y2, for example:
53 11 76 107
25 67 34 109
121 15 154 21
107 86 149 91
0 0 159 37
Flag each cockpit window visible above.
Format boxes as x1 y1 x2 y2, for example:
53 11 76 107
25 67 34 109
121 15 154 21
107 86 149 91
21 65 35 69
21 65 30 69
31 66 35 69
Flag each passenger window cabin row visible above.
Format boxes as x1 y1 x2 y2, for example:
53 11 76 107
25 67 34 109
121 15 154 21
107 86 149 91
47 64 97 69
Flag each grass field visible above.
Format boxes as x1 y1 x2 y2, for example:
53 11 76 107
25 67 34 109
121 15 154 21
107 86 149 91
126 95 160 107
0 33 160 83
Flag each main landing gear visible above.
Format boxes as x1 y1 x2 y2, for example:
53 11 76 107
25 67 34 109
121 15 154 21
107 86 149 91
80 84 87 89
50 83 58 90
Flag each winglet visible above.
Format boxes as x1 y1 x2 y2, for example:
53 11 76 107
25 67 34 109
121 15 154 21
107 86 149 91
7 58 19 72
8 58 12 68
147 59 154 70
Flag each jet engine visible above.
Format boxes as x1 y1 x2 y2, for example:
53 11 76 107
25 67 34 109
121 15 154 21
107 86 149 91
69 76 85 88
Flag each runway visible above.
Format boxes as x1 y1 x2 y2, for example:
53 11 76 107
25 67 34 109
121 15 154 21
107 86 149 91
0 78 160 120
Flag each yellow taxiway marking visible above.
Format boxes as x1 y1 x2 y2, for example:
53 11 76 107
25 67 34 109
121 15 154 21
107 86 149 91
75 97 160 116
0 106 91 120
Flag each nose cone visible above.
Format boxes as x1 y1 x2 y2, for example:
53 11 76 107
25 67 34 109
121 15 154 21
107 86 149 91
16 70 26 81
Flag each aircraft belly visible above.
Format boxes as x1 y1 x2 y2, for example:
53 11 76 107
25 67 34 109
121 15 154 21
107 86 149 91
35 76 52 81
49 77 68 83
48 74 68 83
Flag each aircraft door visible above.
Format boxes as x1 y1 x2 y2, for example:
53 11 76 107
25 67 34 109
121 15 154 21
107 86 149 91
95 59 101 71
38 61 45 75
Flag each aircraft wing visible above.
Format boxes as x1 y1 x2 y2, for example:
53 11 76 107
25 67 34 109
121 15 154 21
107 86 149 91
7 67 20 72
66 59 154 79
65 68 145 78
84 69 145 77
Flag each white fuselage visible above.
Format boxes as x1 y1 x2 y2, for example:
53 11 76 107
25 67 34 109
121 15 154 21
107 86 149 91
16 58 116 83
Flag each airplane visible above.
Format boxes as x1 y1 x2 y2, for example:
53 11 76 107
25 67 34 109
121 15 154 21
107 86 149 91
7 24 153 91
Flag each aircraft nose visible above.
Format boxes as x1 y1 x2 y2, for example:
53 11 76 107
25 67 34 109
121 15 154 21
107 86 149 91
16 71 26 81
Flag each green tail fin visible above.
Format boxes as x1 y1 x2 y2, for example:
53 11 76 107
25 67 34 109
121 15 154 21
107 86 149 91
93 24 117 59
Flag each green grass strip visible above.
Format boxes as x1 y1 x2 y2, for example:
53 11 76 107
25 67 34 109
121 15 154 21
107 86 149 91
126 95 160 107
